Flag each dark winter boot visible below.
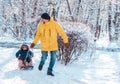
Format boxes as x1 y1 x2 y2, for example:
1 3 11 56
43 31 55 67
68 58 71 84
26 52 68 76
38 65 43 71
47 72 54 76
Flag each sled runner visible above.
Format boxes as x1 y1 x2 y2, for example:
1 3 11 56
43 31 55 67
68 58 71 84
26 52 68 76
20 66 34 70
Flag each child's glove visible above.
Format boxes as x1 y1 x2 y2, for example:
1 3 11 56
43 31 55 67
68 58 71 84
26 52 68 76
17 56 20 60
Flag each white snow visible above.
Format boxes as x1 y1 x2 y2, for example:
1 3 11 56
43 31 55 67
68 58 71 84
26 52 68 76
96 37 109 48
0 26 120 84
0 34 33 43
0 24 120 84
0 45 120 84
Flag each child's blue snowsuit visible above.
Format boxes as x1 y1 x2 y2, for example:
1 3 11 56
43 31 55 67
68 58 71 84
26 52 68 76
16 50 33 63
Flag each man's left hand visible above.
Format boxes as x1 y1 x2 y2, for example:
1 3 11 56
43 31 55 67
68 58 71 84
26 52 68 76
64 43 69 47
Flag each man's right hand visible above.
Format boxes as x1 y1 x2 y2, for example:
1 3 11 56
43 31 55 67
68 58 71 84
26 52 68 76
30 43 35 48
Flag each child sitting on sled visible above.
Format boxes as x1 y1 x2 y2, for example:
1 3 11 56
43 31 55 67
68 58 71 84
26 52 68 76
16 44 34 69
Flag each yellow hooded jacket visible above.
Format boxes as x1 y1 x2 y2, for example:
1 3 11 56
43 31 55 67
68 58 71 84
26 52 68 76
32 18 68 51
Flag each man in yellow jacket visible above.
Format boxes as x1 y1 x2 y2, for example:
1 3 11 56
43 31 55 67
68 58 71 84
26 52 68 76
30 13 68 76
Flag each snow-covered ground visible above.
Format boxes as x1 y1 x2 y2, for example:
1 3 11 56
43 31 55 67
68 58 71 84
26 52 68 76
0 46 120 84
0 33 120 84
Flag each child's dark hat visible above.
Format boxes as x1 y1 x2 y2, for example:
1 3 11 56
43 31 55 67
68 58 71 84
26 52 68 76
21 44 29 50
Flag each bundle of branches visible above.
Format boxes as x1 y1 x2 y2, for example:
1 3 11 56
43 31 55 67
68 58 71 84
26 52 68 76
57 31 89 65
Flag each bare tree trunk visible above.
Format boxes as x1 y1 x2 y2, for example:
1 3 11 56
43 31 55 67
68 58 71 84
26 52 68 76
13 14 19 38
8 0 12 6
31 0 38 18
66 0 75 21
48 1 57 21
76 0 81 15
108 2 112 41
55 0 62 20
76 0 81 21
21 0 27 40
95 1 101 39
115 12 120 40
114 3 120 41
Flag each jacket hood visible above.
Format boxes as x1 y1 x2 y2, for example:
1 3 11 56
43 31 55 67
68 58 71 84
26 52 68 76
50 17 54 21
41 17 54 25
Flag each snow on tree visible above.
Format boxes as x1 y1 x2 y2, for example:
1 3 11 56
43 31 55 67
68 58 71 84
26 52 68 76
0 0 120 43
